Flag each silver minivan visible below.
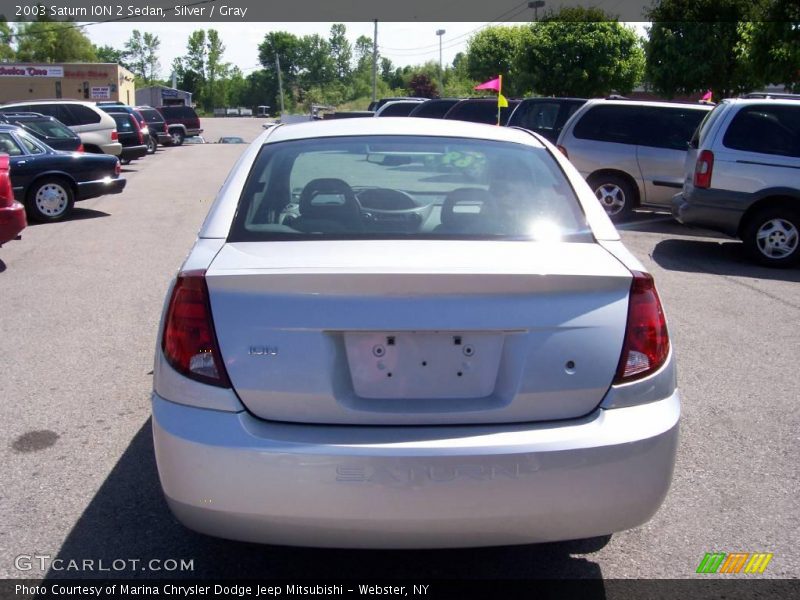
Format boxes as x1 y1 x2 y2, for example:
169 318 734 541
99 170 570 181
557 99 712 220
673 98 800 267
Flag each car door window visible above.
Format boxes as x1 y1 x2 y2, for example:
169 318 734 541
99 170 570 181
16 132 45 154
573 105 646 145
0 132 25 156
639 108 707 151
66 104 101 126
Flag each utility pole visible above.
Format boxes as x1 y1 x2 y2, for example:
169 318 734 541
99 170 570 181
275 54 285 116
436 29 446 95
372 19 378 103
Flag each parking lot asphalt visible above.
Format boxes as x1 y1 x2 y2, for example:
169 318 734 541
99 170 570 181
0 117 797 581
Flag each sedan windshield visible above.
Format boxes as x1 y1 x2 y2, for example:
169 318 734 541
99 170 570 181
229 136 589 241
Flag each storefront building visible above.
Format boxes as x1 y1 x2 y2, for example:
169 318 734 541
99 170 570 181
0 63 136 105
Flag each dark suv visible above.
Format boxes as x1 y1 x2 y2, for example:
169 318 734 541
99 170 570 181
136 106 171 148
156 105 203 146
443 98 521 126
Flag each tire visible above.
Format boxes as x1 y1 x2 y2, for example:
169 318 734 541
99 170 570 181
26 177 75 222
741 206 800 268
588 174 635 221
169 129 185 146
146 135 157 154
121 157 131 165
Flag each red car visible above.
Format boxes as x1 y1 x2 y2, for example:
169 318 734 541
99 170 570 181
0 154 26 246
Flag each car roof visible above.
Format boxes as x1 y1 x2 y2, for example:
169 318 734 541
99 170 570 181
263 117 545 147
721 98 800 107
2 99 99 108
582 98 711 110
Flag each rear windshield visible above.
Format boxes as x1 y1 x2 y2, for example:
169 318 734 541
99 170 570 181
15 119 76 139
445 101 519 126
410 100 459 118
138 109 163 123
228 135 589 242
109 113 134 131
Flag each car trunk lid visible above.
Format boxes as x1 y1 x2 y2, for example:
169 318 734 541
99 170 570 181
206 240 632 425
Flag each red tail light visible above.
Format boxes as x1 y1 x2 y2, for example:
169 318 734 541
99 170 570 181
557 144 569 158
77 144 85 153
111 130 119 141
137 128 143 145
162 270 230 387
693 150 714 189
614 272 670 383
114 160 121 176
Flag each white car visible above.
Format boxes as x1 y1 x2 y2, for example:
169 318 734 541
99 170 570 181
152 118 679 548
0 100 122 156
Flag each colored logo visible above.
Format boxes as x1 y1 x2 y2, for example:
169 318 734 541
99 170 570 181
696 552 773 574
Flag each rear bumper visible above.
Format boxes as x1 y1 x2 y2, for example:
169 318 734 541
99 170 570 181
76 177 126 201
98 142 122 156
187 128 203 137
671 191 745 237
120 145 147 161
156 133 172 144
152 391 680 548
0 200 27 245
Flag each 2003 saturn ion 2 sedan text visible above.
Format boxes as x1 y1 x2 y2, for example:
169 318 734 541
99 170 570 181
152 118 679 548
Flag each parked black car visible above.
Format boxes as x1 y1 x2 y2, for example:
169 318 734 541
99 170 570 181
506 97 588 143
408 98 462 119
0 112 83 152
443 98 521 126
106 112 147 165
0 124 125 222
136 106 171 149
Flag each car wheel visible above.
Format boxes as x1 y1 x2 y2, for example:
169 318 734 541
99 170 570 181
26 177 75 222
589 174 635 221
170 129 185 146
121 157 131 165
742 206 800 267
146 136 157 154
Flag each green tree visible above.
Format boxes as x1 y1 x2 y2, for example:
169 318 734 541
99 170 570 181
354 35 374 72
329 24 352 81
738 0 800 92
645 0 756 98
466 25 531 96
123 30 161 84
519 8 644 97
93 44 124 64
1 17 15 61
15 17 96 62
297 33 334 88
205 29 229 110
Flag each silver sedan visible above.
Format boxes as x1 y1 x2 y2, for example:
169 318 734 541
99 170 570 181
151 118 679 548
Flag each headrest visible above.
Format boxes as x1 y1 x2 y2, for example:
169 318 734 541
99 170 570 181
441 188 492 227
298 178 360 220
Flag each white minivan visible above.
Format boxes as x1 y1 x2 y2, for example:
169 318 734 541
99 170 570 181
0 100 121 156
